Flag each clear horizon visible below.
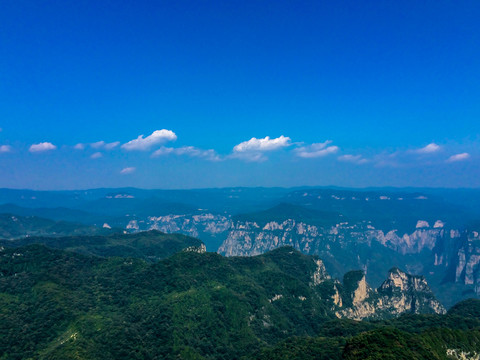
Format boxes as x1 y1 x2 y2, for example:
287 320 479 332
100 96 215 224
1 184 480 192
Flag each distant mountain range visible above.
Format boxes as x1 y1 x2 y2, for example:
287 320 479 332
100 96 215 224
0 213 112 239
1 186 480 308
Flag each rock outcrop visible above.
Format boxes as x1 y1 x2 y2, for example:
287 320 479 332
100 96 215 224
218 218 452 257
335 268 446 320
122 209 480 302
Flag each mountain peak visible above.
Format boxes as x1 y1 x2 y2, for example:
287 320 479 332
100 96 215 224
336 268 445 320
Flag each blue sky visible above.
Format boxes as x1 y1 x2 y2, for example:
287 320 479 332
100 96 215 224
1 1 480 189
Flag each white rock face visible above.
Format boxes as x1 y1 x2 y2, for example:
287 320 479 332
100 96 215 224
416 220 430 228
183 243 207 254
126 220 139 230
311 259 330 286
434 220 445 228
218 218 452 257
268 294 283 303
332 283 343 307
128 213 233 241
454 237 480 292
447 349 480 360
121 210 480 298
352 275 369 306
336 268 446 321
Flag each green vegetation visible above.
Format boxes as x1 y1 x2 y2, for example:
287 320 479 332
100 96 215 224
0 246 334 359
0 244 479 359
0 213 111 239
0 230 202 261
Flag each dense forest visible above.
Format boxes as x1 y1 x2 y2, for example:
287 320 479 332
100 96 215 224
1 238 479 359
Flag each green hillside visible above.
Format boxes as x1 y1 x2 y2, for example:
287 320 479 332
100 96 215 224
1 244 479 359
0 213 112 239
0 230 203 261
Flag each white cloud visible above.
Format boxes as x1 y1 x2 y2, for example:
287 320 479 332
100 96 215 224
74 143 85 150
233 135 291 153
29 142 57 153
91 141 105 149
152 147 175 156
91 152 103 159
91 141 119 150
231 135 291 162
416 143 441 154
295 141 339 158
152 146 220 161
338 154 368 164
122 129 177 151
231 152 267 162
120 167 136 174
104 141 120 150
446 153 470 163
0 145 12 153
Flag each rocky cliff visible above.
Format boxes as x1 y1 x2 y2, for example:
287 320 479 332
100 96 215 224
120 208 480 305
216 216 480 304
218 218 452 257
334 268 446 320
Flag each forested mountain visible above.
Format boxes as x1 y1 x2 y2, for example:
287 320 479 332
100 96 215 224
2 187 480 310
1 243 478 359
0 230 204 261
0 213 112 239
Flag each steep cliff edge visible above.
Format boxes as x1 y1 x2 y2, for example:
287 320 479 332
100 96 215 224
335 268 446 320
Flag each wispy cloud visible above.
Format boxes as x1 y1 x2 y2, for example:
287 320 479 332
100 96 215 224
104 141 120 150
29 142 57 153
120 167 136 174
416 143 441 154
446 153 470 163
230 152 267 162
0 145 12 153
295 141 339 158
90 141 120 150
91 141 105 149
75 141 120 151
153 146 220 161
338 154 368 164
122 130 177 151
91 152 103 159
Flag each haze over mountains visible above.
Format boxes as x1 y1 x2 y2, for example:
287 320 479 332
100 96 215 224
2 186 480 309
